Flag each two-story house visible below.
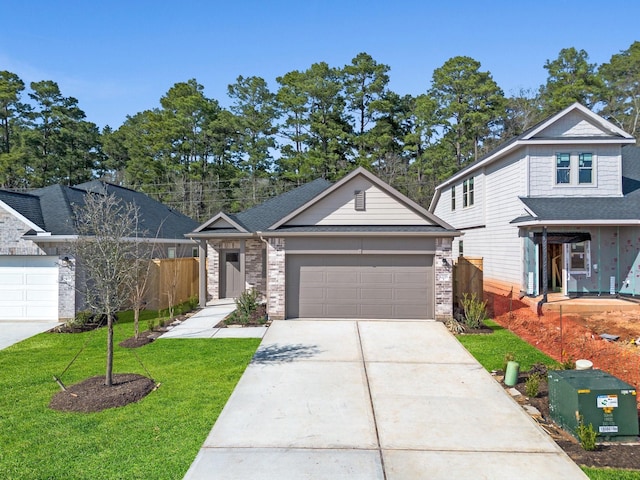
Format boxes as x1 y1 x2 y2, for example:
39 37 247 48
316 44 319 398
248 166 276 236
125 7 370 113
430 103 640 300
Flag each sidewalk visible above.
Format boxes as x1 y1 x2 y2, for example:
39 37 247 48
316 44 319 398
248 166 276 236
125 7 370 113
158 300 268 340
184 319 588 479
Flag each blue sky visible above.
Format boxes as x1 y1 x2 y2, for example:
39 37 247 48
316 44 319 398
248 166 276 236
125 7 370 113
2 0 638 129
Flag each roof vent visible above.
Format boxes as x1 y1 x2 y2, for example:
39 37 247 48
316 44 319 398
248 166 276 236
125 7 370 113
354 190 365 211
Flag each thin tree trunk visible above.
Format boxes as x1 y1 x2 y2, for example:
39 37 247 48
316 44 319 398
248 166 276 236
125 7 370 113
105 313 114 387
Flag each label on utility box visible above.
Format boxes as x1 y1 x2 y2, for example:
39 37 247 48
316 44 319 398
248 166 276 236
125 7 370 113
599 425 619 433
597 395 619 408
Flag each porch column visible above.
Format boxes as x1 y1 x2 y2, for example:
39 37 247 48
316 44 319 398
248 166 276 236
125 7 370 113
542 227 548 303
198 239 207 307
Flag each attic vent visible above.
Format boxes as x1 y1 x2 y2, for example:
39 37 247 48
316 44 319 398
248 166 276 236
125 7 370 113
354 190 365 211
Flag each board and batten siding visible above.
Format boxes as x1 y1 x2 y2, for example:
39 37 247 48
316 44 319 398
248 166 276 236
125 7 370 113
286 177 429 226
528 145 622 197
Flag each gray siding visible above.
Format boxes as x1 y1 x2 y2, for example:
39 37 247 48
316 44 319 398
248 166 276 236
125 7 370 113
287 177 428 226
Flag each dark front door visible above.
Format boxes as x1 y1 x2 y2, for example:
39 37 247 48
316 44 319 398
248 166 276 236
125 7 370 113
220 250 243 298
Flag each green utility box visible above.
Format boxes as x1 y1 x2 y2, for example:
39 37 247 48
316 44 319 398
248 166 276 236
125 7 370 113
548 370 639 441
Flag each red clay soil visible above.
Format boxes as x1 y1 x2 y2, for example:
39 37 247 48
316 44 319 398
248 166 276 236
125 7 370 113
488 293 640 404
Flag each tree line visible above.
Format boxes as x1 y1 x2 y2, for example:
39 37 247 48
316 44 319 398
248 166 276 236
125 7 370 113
1 42 639 221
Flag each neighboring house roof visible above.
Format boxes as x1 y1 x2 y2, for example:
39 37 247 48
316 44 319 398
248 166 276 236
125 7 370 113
0 190 46 231
0 181 198 240
429 103 636 211
513 145 640 225
192 167 458 238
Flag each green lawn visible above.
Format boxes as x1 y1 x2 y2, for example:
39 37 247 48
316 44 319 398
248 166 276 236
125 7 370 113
0 312 260 480
457 319 640 480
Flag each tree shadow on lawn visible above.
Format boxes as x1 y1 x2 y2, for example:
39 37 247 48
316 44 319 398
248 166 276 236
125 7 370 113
252 343 322 364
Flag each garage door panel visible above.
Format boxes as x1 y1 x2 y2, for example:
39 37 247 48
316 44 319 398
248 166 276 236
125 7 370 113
360 288 392 300
0 256 59 321
287 253 434 319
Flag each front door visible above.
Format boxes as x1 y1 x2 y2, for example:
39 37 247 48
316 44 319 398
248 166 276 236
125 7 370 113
220 250 243 298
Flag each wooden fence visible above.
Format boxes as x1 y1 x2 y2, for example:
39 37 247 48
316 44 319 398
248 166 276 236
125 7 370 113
453 256 483 307
144 257 200 310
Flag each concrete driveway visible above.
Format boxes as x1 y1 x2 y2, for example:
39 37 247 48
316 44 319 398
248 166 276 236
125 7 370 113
0 321 59 351
184 319 588 480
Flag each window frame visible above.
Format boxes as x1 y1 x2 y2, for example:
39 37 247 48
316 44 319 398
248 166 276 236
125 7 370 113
578 153 593 184
555 152 571 185
462 177 474 207
567 241 591 276
451 185 456 211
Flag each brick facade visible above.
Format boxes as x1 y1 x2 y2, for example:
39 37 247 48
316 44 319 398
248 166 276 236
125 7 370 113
434 237 454 320
266 237 286 320
245 239 266 297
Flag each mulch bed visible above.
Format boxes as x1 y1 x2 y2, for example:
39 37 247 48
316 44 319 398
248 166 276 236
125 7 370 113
49 374 156 413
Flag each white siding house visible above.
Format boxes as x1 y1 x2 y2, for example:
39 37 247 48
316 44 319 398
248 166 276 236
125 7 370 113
430 103 640 299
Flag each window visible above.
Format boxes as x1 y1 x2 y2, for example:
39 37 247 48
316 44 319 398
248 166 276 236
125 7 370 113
556 153 570 184
579 153 593 184
458 240 464 257
192 247 198 257
569 241 591 275
167 247 176 259
451 186 456 211
463 177 474 207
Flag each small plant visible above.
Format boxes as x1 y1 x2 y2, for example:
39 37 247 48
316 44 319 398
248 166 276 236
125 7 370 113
460 293 487 329
66 310 93 328
147 319 155 332
525 372 542 397
576 415 597 451
236 289 260 317
502 352 515 373
445 317 466 334
562 357 576 370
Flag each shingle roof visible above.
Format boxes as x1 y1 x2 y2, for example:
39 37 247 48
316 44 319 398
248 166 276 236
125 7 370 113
0 190 45 229
1 181 198 239
514 145 640 223
199 178 333 233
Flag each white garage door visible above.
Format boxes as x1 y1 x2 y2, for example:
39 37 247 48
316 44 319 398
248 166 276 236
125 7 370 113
0 256 59 321
286 254 434 319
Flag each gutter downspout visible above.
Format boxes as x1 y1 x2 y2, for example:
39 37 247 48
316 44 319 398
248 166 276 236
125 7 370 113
539 226 548 314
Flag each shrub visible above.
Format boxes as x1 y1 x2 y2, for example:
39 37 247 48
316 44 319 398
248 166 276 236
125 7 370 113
577 416 597 451
226 289 267 325
236 289 260 317
66 310 93 328
525 372 542 397
460 293 487 329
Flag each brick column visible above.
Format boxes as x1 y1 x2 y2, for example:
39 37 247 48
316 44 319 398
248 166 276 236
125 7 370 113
267 237 286 320
435 237 453 320
207 242 219 300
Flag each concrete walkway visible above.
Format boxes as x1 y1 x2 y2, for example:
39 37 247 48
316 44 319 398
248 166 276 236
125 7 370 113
158 300 268 340
184 319 588 479
0 321 60 351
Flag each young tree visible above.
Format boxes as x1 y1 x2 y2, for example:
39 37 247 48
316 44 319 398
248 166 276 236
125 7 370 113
74 193 141 386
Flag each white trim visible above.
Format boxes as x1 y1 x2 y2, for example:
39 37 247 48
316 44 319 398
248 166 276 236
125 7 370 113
515 219 640 227
192 212 248 234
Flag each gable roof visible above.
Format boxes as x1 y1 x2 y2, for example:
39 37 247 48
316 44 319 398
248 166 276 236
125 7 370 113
0 181 198 240
191 167 458 238
512 145 640 225
430 103 636 210
270 167 454 231
192 178 333 235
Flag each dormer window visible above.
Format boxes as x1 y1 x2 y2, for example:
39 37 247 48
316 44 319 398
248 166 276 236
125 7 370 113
556 153 570 184
354 190 365 211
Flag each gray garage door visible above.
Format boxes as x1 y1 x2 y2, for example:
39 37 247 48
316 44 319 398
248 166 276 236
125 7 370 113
286 254 434 319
